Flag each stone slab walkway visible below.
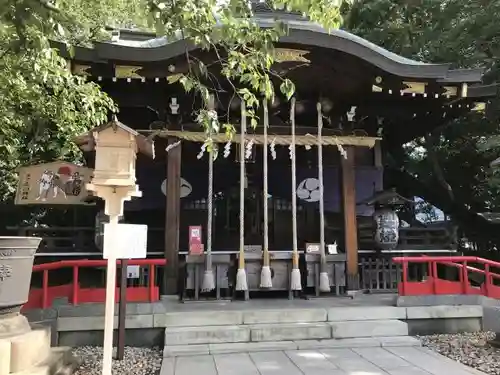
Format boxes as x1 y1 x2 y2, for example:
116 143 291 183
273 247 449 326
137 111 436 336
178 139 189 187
160 346 486 375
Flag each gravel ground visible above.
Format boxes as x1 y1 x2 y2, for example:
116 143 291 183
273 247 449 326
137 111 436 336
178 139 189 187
419 331 500 374
72 346 162 375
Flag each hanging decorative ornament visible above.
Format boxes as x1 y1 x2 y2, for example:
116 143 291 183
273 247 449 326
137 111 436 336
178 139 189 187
245 138 254 160
223 140 232 158
197 143 207 159
337 143 348 159
347 106 357 122
165 140 181 153
270 138 277 160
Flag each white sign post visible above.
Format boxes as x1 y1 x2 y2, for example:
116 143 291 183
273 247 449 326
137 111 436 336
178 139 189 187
102 222 147 371
89 187 141 375
103 223 148 260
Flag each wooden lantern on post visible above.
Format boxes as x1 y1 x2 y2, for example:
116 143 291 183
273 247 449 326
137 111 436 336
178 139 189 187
75 116 154 375
92 118 139 187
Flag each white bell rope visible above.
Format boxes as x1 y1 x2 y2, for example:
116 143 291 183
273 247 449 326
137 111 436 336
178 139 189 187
260 98 272 288
317 102 331 293
201 99 216 292
236 100 248 292
290 97 302 291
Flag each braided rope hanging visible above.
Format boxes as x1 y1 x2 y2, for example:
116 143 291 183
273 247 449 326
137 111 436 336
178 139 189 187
260 98 272 288
201 96 216 292
236 100 248 291
317 102 331 292
290 98 302 291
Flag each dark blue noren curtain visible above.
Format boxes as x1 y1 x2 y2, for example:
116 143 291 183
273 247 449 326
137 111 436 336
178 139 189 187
126 157 383 216
268 164 382 216
125 157 240 211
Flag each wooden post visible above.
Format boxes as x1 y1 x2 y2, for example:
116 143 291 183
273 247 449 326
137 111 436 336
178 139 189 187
164 138 181 295
374 140 383 168
340 146 359 290
117 259 127 360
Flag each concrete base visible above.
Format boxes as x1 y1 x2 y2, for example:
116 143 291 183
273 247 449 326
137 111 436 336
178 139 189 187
397 294 500 307
483 305 500 332
22 297 486 348
0 314 78 375
0 314 31 338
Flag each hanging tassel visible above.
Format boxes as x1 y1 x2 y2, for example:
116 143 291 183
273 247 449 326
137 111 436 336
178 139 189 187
223 140 232 158
245 138 254 160
317 102 330 293
270 138 277 160
260 98 272 289
236 100 248 292
290 97 302 291
202 96 216 292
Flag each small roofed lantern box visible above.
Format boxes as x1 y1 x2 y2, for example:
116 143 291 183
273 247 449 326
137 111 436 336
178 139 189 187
91 117 139 186
359 188 414 250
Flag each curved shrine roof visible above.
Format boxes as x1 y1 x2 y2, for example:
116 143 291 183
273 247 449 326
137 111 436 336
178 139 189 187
68 12 485 84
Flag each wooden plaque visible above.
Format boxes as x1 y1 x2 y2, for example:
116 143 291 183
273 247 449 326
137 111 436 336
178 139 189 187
15 162 93 205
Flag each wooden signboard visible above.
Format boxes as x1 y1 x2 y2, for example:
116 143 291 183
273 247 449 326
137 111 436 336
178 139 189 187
15 162 93 205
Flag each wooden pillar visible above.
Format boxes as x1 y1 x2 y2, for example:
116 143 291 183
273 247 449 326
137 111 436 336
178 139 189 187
340 146 359 290
374 140 383 168
164 137 181 295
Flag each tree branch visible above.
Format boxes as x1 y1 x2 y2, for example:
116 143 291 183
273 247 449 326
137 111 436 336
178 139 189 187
425 132 455 201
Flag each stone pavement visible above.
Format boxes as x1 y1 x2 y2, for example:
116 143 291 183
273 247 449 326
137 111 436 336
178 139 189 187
160 346 487 375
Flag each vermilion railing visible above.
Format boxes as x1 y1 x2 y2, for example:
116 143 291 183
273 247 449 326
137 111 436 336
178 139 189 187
23 259 166 311
393 256 500 299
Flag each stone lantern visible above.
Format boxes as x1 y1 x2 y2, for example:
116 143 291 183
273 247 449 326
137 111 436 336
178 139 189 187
358 188 414 251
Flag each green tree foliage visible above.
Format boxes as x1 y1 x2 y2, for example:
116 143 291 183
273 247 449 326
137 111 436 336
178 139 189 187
0 0 346 202
344 0 500 247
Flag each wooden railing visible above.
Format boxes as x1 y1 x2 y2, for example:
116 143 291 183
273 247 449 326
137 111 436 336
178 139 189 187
358 226 456 251
392 256 500 298
24 259 166 310
11 224 457 256
359 256 401 292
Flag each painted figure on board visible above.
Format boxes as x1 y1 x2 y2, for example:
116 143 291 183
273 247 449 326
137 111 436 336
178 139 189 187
36 170 54 201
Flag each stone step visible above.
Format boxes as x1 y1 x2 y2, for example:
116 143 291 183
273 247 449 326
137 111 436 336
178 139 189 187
164 322 331 345
163 336 422 357
156 306 407 327
251 322 331 342
164 319 409 345
165 325 250 345
330 319 408 338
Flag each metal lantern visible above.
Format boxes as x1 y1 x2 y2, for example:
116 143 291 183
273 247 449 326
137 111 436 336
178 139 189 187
358 188 414 251
373 207 400 250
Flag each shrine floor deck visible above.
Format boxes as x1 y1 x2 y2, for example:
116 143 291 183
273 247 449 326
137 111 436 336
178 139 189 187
162 293 397 312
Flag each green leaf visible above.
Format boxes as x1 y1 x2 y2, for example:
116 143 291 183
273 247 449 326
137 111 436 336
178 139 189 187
167 74 183 84
280 79 295 100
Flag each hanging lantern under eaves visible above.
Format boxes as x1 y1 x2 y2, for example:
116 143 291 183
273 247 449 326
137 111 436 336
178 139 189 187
358 188 414 251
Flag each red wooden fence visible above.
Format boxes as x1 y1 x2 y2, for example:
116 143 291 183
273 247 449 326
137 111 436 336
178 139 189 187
393 256 500 299
23 259 166 310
